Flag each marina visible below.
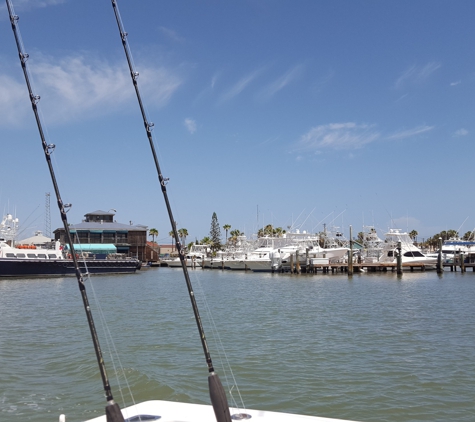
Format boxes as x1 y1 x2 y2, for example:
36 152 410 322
3 1 474 422
1 268 474 422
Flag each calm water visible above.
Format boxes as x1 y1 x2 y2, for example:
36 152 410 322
1 268 474 422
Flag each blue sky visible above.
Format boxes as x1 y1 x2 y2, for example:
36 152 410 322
1 0 474 243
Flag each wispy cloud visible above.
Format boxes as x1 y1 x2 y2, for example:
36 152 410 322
297 123 380 151
0 54 182 127
0 74 30 125
184 118 197 134
296 123 434 153
219 68 264 103
0 0 65 14
312 69 334 94
159 26 185 43
386 125 433 140
394 62 441 89
258 64 304 100
450 80 461 86
454 128 468 136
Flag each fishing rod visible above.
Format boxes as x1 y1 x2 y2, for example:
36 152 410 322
110 2 232 422
6 2 124 421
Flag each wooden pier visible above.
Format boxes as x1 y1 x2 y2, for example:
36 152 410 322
280 260 475 274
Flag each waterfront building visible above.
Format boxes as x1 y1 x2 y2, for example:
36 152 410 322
54 210 148 261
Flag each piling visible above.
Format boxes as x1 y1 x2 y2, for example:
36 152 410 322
396 241 402 275
348 225 353 276
436 237 443 274
296 250 301 274
306 248 310 273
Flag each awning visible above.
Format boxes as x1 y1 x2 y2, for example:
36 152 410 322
64 244 117 254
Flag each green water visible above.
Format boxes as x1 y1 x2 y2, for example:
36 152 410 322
1 268 474 422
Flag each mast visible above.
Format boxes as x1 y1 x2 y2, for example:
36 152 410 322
6 2 124 421
109 2 232 422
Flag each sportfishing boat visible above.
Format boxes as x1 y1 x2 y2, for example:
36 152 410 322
6 1 356 421
162 244 209 268
246 232 349 272
433 237 475 264
379 229 437 267
360 226 384 263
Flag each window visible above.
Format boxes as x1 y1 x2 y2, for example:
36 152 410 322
117 232 128 243
404 251 424 257
37 254 47 259
48 254 58 259
27 254 37 258
90 232 102 243
6 253 16 258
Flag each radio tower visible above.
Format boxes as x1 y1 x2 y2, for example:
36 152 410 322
44 192 51 238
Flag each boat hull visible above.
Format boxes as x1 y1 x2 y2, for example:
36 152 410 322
0 257 141 277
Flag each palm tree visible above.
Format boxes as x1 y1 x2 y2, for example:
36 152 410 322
169 230 175 252
178 228 188 247
200 236 212 245
223 224 231 242
229 229 243 245
149 228 158 244
409 230 418 243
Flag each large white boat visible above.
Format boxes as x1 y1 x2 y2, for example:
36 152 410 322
163 244 210 268
379 229 437 267
360 226 384 263
246 232 349 272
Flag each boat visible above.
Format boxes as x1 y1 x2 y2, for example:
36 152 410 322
360 226 384 263
162 244 209 268
83 399 353 422
379 229 437 267
434 237 475 264
0 211 141 277
0 236 142 277
245 231 349 273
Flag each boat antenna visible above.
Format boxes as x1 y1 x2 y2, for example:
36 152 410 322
6 2 125 421
109 2 232 422
456 217 469 237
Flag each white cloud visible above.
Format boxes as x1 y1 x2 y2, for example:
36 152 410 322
0 0 65 13
259 64 304 99
297 122 380 151
219 68 264 103
394 62 441 89
184 118 197 134
454 128 468 136
159 26 185 43
386 125 433 140
450 80 461 86
296 123 434 153
0 54 182 127
0 74 31 125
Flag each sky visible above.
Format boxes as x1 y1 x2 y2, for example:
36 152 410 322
1 0 475 244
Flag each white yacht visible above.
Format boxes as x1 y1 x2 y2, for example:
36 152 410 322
163 244 209 268
379 229 437 267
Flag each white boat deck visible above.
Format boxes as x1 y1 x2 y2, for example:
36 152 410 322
81 400 356 422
